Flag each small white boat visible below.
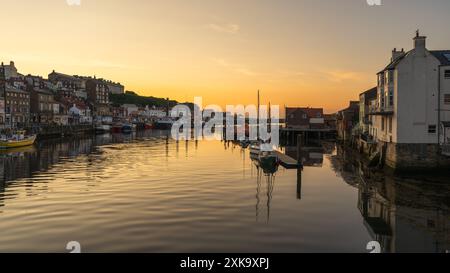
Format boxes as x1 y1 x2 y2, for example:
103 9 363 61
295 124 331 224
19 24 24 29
95 124 111 133
154 117 175 130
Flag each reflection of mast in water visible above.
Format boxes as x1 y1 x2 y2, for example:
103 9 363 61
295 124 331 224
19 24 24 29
242 148 246 178
165 134 169 159
266 174 275 224
256 167 262 222
255 166 276 223
297 168 302 200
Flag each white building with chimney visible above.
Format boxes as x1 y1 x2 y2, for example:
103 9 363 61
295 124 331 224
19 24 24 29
368 31 450 169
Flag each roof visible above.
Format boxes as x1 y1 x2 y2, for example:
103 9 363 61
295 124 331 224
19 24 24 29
122 104 138 108
378 51 410 74
430 50 450 66
49 71 80 81
378 49 450 74
5 85 28 94
286 107 323 118
34 88 54 95
360 87 377 100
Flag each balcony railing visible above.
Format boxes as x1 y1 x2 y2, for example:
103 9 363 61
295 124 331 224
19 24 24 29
369 105 394 116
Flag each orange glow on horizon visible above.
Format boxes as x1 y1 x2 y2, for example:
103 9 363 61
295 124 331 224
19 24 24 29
2 0 449 113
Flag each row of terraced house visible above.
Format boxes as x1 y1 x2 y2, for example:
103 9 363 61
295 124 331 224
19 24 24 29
337 32 450 170
0 61 126 128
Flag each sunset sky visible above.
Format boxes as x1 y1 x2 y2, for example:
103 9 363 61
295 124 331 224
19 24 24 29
2 0 450 113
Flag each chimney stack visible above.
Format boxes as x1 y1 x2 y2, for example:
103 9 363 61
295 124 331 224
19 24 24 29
391 48 405 62
413 30 427 55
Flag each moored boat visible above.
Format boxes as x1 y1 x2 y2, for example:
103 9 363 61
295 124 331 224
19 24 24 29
112 124 122 133
121 123 133 134
145 122 155 130
95 124 111 133
0 131 37 149
249 142 280 174
154 117 175 130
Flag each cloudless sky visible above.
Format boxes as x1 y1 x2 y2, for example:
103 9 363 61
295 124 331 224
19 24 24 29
1 0 450 113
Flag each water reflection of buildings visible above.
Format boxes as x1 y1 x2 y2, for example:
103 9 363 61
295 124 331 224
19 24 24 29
285 146 324 167
331 145 450 253
0 137 103 185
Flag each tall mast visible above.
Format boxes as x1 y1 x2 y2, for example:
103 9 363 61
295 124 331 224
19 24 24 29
257 90 260 140
268 101 271 125
257 90 260 123
0 63 6 129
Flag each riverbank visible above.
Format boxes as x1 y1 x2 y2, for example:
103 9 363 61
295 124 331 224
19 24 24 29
25 124 95 140
353 137 450 174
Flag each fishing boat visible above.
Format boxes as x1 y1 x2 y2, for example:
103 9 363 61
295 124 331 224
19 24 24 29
95 124 111 134
250 145 280 174
154 117 175 130
145 122 154 130
250 142 279 163
121 123 133 134
0 131 37 149
112 123 123 133
239 140 251 149
250 142 261 156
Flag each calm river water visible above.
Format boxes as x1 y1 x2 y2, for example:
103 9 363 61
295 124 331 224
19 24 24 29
0 130 448 253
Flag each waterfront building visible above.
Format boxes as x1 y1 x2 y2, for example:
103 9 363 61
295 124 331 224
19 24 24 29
111 106 125 121
0 98 4 125
68 103 92 124
122 104 139 117
324 114 337 130
145 106 167 119
369 32 450 169
48 71 87 99
4 84 30 127
30 87 56 125
26 75 57 125
359 87 378 135
285 107 325 130
86 78 112 122
336 101 359 142
52 102 69 125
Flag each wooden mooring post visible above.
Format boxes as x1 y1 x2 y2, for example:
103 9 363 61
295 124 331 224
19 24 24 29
297 134 303 199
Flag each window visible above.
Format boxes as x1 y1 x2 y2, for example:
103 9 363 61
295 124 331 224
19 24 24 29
428 125 437 134
445 94 450 105
381 117 385 131
445 70 450 79
389 117 393 133
389 90 394 106
378 74 385 86
388 71 394 83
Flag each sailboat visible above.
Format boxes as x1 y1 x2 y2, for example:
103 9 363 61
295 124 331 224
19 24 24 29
250 90 279 172
0 63 37 149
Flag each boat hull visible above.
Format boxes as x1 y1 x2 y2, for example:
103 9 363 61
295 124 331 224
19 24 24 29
95 125 111 133
0 135 37 149
154 122 173 130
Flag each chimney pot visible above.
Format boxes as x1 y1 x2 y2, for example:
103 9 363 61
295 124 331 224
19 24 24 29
413 32 427 54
